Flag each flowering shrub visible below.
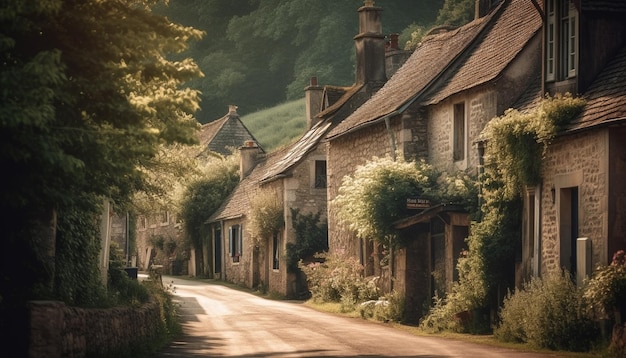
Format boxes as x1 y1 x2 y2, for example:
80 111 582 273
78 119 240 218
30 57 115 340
298 251 379 310
584 250 626 321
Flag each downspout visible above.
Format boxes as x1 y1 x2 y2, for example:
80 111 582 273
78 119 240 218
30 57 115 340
384 115 398 161
384 114 398 291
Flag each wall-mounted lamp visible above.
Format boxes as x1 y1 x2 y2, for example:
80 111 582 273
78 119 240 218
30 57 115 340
551 185 556 204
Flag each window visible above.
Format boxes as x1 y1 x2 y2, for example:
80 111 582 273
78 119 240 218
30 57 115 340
228 224 242 263
139 216 147 231
314 160 327 189
159 211 169 226
546 0 577 81
272 233 280 270
453 102 466 162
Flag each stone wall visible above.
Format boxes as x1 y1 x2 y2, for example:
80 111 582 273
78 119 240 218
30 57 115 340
28 299 164 357
428 89 497 174
540 129 609 274
327 120 399 258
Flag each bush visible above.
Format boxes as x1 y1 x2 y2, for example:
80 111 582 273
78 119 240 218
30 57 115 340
584 250 626 322
108 242 149 307
359 290 405 323
495 272 599 352
299 252 379 311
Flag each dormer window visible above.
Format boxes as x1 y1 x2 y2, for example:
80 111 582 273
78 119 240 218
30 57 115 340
546 0 578 82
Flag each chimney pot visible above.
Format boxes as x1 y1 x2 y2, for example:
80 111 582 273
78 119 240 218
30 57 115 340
228 105 238 114
310 76 318 86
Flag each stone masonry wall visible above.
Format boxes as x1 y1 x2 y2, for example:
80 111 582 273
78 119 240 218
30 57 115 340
428 90 497 174
327 120 400 258
28 299 163 357
540 129 609 274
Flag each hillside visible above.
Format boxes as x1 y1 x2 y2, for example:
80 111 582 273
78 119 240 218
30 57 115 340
240 99 307 152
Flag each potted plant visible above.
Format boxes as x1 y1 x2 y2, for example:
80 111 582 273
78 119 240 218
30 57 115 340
584 250 626 324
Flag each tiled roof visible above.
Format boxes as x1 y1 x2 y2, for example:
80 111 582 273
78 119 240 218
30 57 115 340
317 84 364 119
197 110 262 156
325 8 491 140
208 146 290 222
425 0 541 105
566 45 626 132
259 120 332 183
198 117 226 147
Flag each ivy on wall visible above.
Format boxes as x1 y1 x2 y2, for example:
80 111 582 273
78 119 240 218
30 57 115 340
421 93 586 332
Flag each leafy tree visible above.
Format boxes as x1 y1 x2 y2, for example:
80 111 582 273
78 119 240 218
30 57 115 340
179 153 240 251
436 0 475 27
0 0 203 309
333 155 439 248
286 208 328 273
156 0 443 122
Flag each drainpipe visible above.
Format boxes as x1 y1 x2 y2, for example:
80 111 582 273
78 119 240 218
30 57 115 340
477 141 486 221
384 116 397 161
384 115 397 291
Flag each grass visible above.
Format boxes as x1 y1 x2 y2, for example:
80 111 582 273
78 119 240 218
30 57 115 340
240 98 307 152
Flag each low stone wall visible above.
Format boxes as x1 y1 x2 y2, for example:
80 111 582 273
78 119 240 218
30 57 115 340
28 299 163 357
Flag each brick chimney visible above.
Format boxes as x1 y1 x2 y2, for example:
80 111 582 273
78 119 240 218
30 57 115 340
354 0 387 87
240 140 259 180
385 33 411 79
304 76 323 129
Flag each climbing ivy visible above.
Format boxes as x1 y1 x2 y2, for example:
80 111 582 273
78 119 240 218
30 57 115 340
421 93 586 332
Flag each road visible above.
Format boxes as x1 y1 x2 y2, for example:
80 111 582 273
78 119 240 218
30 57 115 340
154 276 568 357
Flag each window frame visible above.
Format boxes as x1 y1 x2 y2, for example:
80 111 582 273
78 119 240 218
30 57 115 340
453 102 466 162
228 224 243 263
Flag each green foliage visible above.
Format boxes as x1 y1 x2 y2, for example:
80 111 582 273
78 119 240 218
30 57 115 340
286 208 328 273
54 195 109 307
421 94 586 333
108 242 149 307
359 290 405 323
436 0 475 27
240 99 306 151
482 93 586 200
179 153 240 249
495 273 599 352
299 252 379 311
334 155 439 248
584 250 626 321
156 0 442 122
334 155 477 250
1 0 204 308
248 191 284 242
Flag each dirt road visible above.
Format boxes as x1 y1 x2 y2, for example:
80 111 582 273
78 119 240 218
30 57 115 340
154 276 568 357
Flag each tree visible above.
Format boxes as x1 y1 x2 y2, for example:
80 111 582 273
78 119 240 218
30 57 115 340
0 0 203 309
436 0 475 27
156 0 442 122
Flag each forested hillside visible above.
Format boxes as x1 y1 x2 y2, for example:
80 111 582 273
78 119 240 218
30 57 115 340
155 0 451 122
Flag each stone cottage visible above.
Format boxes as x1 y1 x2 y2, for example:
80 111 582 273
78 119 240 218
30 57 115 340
133 105 258 276
324 0 542 321
206 0 409 297
528 0 626 284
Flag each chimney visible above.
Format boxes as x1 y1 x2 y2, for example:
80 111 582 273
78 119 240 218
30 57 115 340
385 33 411 79
304 76 323 129
475 0 499 19
354 0 387 86
240 140 259 180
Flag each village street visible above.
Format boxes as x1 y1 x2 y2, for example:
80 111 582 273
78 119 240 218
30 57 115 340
154 276 570 358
